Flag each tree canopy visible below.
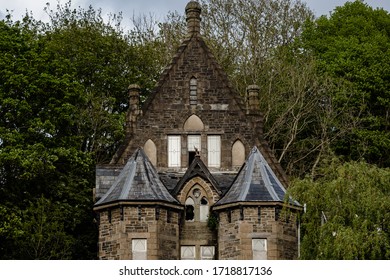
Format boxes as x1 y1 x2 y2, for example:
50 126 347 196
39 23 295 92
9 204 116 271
301 0 390 168
289 159 390 259
0 1 162 259
0 0 389 259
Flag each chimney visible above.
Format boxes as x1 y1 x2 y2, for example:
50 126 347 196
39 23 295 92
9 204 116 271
246 85 260 114
185 1 201 36
127 84 141 133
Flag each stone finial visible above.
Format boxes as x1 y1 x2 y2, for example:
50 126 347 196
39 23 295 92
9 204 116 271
185 1 201 36
246 84 260 113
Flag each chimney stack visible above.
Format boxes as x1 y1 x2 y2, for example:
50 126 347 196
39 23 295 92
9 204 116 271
127 84 141 133
185 1 201 36
246 85 260 114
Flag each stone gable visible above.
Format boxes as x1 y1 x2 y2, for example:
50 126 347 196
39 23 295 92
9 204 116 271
94 1 301 260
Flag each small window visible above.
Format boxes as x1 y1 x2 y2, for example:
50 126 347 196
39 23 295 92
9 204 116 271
201 246 215 260
181 246 196 260
168 136 181 167
252 239 267 260
207 136 221 168
132 239 147 260
190 78 197 105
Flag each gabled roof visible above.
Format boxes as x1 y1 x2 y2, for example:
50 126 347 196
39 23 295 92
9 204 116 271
94 148 179 208
140 6 246 116
172 155 221 196
214 146 300 207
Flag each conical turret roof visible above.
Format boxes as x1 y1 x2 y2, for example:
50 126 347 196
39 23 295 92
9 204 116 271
215 146 299 207
94 148 179 208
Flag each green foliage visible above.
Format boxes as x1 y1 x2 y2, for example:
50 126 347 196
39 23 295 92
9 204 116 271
301 1 390 167
207 213 219 231
290 160 390 259
0 1 161 259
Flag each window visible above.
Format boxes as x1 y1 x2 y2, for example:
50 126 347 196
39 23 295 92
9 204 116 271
201 246 215 260
185 186 210 223
252 239 267 260
185 197 195 221
132 239 147 260
189 77 197 105
207 136 221 168
188 135 201 165
181 246 196 260
199 197 209 222
168 136 181 167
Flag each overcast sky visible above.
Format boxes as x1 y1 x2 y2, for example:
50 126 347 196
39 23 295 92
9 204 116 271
1 0 390 27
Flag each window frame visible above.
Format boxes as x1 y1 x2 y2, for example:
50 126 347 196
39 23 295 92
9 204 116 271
168 135 181 168
207 135 221 168
181 246 196 260
132 239 147 260
252 238 267 260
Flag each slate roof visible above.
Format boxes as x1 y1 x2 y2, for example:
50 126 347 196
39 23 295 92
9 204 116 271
172 155 221 196
214 146 300 207
94 148 179 208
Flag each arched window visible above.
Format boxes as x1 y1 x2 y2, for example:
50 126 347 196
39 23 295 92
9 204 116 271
184 186 210 222
189 77 197 105
185 197 195 221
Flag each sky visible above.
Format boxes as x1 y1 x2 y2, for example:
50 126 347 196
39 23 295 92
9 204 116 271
0 0 390 27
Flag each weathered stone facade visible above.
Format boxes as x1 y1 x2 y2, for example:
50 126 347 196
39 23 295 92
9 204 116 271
93 1 302 260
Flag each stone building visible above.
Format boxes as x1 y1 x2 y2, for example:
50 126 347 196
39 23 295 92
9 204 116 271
93 1 302 260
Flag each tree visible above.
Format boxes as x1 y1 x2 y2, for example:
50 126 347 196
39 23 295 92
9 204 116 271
301 0 390 167
289 159 390 259
157 0 343 177
0 1 162 259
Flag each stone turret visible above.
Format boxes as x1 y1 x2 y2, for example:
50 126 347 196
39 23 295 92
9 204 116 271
185 1 201 36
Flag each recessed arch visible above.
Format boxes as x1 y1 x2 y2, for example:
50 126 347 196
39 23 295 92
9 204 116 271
183 114 204 131
232 140 245 168
144 139 157 166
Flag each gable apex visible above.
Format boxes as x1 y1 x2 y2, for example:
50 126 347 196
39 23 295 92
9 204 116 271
172 155 221 196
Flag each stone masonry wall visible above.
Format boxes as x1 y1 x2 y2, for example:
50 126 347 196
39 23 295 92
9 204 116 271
217 206 299 260
98 206 180 260
117 37 264 172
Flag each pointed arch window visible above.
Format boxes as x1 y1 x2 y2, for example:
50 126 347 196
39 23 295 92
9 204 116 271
185 197 195 221
185 186 210 222
189 77 197 105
